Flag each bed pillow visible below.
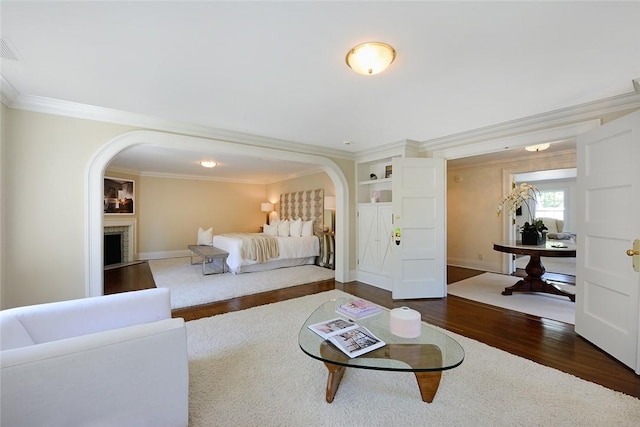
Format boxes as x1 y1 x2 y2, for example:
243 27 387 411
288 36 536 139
301 220 313 237
263 223 278 236
197 227 213 245
289 218 302 237
277 220 290 237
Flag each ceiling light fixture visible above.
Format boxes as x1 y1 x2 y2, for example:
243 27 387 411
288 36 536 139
525 143 550 152
345 42 396 75
200 161 217 168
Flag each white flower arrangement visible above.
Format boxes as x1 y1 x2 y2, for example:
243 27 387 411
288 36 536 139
497 183 547 234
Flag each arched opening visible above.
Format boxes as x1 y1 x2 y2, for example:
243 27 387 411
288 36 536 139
85 130 350 297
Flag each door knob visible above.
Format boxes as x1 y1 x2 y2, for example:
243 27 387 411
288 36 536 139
627 249 639 256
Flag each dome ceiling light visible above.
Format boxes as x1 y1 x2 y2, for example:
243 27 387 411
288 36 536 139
525 143 550 152
345 42 396 75
200 161 218 168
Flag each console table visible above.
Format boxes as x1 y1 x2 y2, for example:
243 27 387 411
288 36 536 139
493 241 576 302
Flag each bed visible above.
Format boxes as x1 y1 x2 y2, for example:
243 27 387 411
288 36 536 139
212 189 325 274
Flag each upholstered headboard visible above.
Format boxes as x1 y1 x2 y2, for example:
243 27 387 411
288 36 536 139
279 189 324 234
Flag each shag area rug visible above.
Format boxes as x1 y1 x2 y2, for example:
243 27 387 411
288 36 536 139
186 290 639 426
447 272 575 324
149 257 334 309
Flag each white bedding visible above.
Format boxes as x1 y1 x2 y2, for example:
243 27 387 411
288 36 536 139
212 234 320 274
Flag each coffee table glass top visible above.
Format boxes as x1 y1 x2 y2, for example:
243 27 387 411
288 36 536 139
298 298 464 372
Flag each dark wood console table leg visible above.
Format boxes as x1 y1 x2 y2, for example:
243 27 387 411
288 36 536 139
502 255 575 302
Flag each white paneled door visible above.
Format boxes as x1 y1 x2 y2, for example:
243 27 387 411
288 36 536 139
392 157 446 299
575 110 640 373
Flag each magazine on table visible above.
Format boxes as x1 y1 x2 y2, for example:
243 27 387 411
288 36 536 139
307 317 358 339
335 298 382 320
328 326 386 358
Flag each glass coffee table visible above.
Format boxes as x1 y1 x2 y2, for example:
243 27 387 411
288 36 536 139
298 298 464 403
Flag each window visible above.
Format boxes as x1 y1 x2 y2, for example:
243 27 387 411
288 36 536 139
535 190 565 220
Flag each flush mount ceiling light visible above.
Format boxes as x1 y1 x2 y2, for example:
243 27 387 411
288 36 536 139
200 161 217 168
345 42 396 75
525 143 550 152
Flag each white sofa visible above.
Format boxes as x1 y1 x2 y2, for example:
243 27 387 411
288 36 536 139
0 288 188 427
537 217 576 241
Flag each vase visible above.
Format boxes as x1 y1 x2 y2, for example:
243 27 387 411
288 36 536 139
521 230 546 245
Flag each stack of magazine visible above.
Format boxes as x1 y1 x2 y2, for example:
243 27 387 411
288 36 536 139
307 317 385 358
335 299 382 320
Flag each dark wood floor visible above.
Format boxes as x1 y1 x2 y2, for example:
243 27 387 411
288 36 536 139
104 262 639 398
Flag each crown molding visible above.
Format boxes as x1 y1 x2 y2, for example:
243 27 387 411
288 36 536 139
420 90 640 158
0 75 18 106
355 139 421 163
108 163 324 186
2 87 355 162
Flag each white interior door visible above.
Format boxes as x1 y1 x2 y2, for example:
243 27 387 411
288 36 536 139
392 157 446 299
575 110 640 373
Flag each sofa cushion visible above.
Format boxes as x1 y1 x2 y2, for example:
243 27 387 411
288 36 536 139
0 315 35 351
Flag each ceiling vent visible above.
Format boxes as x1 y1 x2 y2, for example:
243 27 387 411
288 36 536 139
0 37 21 61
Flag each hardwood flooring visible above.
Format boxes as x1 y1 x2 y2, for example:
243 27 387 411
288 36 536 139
104 263 639 399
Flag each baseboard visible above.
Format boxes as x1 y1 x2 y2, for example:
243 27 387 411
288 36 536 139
448 257 500 273
138 249 190 260
355 270 393 291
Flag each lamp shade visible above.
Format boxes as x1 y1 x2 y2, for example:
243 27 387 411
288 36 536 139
261 202 274 212
346 42 396 75
324 196 336 210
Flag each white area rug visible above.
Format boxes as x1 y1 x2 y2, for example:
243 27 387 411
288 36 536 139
186 290 639 426
149 257 335 309
447 273 575 324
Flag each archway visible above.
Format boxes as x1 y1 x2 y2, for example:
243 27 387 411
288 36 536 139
85 130 350 297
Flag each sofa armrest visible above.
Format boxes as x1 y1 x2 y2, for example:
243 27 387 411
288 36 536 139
5 288 172 345
1 318 188 427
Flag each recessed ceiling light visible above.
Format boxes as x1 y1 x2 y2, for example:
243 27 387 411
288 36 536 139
200 161 217 168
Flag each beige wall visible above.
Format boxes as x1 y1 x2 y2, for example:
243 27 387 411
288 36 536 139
1 108 355 308
138 175 267 256
2 109 135 308
447 150 577 272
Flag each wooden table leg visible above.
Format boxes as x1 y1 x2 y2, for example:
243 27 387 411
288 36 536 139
502 255 575 302
414 371 442 403
323 362 346 403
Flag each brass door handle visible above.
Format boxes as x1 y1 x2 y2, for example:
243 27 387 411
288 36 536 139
627 249 640 256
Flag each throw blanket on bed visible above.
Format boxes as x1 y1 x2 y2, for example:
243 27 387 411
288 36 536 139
220 233 279 263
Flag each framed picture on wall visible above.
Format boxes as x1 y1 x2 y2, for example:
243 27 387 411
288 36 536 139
104 177 135 214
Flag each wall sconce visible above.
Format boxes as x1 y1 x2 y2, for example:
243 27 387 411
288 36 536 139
261 202 274 224
324 196 336 232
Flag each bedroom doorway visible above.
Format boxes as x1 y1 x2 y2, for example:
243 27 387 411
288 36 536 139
86 130 350 297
